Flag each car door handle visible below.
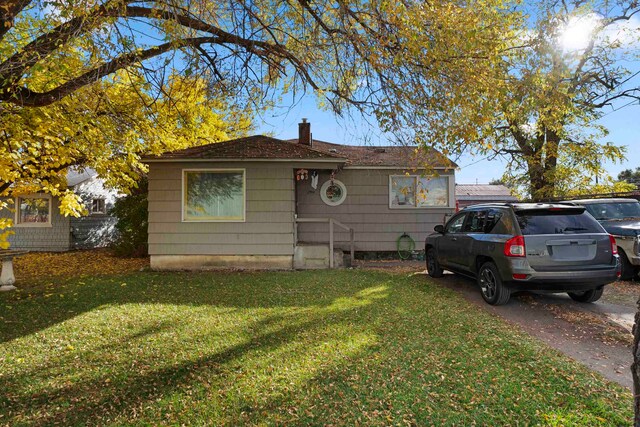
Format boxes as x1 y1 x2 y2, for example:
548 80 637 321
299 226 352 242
451 237 458 241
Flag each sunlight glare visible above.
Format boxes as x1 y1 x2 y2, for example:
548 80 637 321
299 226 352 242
560 15 600 51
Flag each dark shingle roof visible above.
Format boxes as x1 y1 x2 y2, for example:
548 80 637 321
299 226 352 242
148 135 346 161
148 134 456 169
289 139 456 168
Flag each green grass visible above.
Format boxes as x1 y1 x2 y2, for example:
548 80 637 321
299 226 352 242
0 270 632 426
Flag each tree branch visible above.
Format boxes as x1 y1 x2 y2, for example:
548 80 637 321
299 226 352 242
0 2 323 106
0 0 32 40
2 37 222 106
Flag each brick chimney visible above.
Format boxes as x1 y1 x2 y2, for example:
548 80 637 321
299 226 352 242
298 118 312 146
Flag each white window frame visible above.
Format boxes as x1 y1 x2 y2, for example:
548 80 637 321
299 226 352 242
14 193 53 227
90 198 107 215
182 168 246 222
389 174 453 209
320 179 347 206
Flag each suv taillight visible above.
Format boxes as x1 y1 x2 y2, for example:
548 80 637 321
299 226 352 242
504 235 526 257
609 235 618 255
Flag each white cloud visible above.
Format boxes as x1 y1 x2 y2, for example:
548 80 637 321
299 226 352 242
601 14 640 48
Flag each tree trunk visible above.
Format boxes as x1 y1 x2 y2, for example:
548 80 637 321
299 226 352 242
527 158 548 202
542 131 559 199
634 294 640 426
526 133 560 202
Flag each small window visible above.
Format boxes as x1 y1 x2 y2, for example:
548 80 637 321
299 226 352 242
445 213 467 233
390 176 416 207
16 195 51 226
320 179 347 206
485 210 509 234
183 169 245 221
390 175 450 208
462 210 487 233
91 198 106 214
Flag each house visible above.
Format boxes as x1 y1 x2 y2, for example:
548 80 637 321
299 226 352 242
1 169 120 251
455 184 517 209
144 120 457 270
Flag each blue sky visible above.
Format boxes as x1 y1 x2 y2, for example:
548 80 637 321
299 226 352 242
256 94 639 185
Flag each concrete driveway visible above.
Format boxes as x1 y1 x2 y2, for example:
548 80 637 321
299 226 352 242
434 272 636 390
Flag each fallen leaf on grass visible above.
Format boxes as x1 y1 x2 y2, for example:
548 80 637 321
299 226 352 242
12 249 149 288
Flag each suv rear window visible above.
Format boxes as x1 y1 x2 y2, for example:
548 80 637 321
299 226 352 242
516 210 604 235
583 202 640 220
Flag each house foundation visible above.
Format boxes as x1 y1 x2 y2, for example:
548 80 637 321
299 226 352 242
150 255 294 271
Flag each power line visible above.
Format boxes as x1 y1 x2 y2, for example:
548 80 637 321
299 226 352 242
458 155 492 169
597 98 639 120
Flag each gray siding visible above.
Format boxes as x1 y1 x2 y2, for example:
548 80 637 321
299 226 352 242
0 197 71 251
70 176 120 249
70 215 117 249
147 162 296 256
296 169 455 252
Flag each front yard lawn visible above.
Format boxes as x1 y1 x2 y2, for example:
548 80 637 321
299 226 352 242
0 269 632 425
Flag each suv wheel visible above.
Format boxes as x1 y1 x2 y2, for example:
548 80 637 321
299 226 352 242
478 262 510 305
426 248 444 278
568 287 603 303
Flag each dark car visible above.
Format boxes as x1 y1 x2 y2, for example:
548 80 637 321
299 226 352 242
425 203 620 305
562 198 640 280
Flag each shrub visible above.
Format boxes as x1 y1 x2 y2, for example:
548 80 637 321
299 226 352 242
110 178 148 257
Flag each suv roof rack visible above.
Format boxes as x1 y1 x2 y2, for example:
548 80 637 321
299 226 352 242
462 202 585 211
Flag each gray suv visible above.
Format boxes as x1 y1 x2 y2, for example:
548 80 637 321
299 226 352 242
562 198 640 280
425 203 620 305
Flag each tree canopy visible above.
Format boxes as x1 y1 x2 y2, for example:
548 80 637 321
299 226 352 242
417 0 639 200
1 0 517 110
619 167 640 187
0 0 519 246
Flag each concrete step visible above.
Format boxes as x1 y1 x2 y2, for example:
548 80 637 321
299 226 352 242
294 244 345 269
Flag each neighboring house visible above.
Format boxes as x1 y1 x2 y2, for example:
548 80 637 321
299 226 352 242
1 169 119 251
145 120 457 270
455 184 518 209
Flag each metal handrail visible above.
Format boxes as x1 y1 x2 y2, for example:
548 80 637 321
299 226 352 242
295 217 355 268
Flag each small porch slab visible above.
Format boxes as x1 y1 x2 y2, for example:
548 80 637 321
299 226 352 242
294 244 346 269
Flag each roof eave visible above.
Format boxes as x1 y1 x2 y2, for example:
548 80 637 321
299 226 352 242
343 165 456 170
143 157 347 163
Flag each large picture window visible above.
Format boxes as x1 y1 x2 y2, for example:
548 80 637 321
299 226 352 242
16 195 52 226
183 169 245 221
390 175 450 208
